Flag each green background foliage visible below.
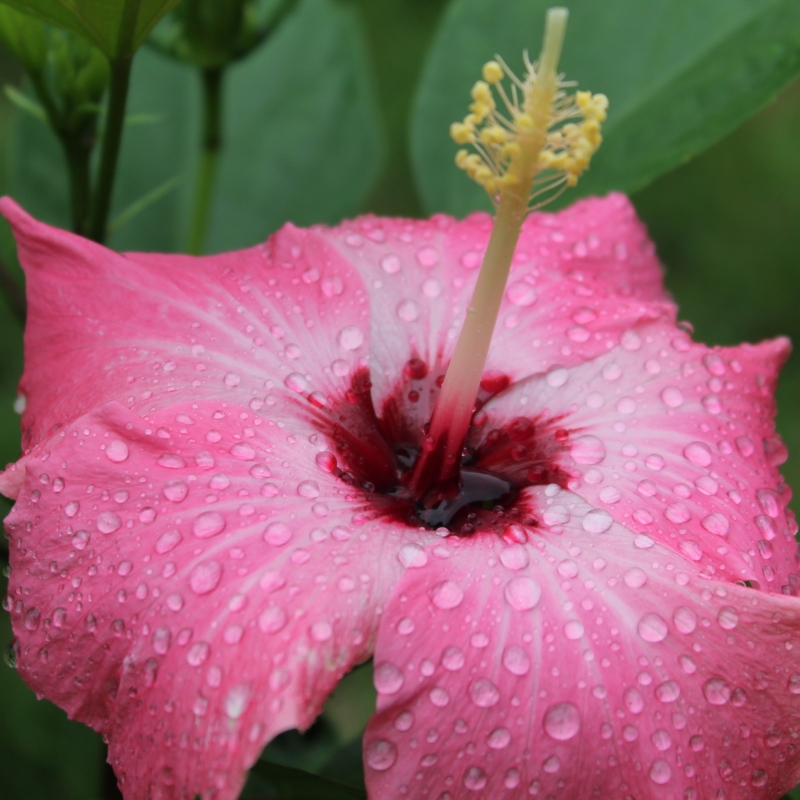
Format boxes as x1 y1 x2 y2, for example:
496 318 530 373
0 0 799 798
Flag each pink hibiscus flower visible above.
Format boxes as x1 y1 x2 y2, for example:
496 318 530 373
2 186 800 800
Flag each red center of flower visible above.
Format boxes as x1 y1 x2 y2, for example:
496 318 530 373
314 360 570 535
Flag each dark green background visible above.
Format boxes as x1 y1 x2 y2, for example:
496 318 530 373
0 0 799 797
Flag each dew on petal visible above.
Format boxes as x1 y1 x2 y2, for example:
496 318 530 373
582 509 613 534
504 577 542 610
701 512 730 537
717 606 739 631
396 299 420 322
105 440 130 462
365 739 397 771
506 281 537 306
703 677 731 706
638 612 668 643
469 678 500 707
684 442 712 467
488 727 511 749
624 567 647 588
258 606 287 634
660 386 684 408
189 560 222 595
463 766 488 790
374 662 404 695
502 646 531 676
338 326 364 350
543 702 581 741
264 522 292 546
157 453 185 469
673 606 697 634
649 760 672 785
193 511 226 539
431 581 463 609
284 373 308 393
570 434 606 465
96 511 121 534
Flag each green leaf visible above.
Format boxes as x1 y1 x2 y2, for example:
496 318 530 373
202 0 383 252
4 84 46 121
9 0 383 251
411 0 800 217
246 760 367 800
0 0 182 57
0 4 47 73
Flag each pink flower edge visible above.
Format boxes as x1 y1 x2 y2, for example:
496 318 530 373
1 193 799 800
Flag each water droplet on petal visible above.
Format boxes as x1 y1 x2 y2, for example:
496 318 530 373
684 442 712 467
155 529 182 554
264 522 292 546
193 511 226 539
582 509 613 534
163 480 188 503
258 606 287 634
463 766 488 790
660 387 684 408
442 646 465 671
396 299 420 322
571 435 606 465
543 702 580 740
638 613 668 643
624 568 647 588
506 281 537 306
673 606 697 634
504 577 541 610
502 646 530 676
488 727 511 749
365 739 397 771
655 681 680 703
297 480 320 498
431 581 463 609
717 606 739 630
381 254 400 274
284 373 308 393
106 440 130 462
703 677 731 705
97 511 121 534
649 760 671 785
338 326 364 350
189 560 222 595
157 453 186 469
499 545 529 570
469 678 500 707
374 662 404 694
701 513 729 537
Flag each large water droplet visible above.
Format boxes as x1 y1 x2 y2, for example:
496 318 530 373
163 480 188 503
365 739 397 771
189 561 222 595
258 606 287 634
463 766 488 790
684 442 712 467
673 606 697 634
97 511 121 534
504 577 541 610
264 522 292 546
338 326 364 351
703 677 731 705
543 702 580 740
649 760 671 785
193 511 226 539
430 581 463 609
374 662 404 695
506 281 537 306
469 678 500 707
638 612 668 642
487 727 511 749
106 440 130 462
396 299 420 322
570 434 606 465
502 646 530 676
582 509 613 533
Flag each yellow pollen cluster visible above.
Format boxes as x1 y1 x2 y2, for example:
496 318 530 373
451 56 608 206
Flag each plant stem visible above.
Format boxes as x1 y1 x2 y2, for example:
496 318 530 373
87 54 134 243
63 137 93 235
188 67 224 255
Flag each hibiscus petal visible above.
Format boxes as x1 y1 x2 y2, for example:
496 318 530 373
320 193 673 440
479 319 797 591
0 198 383 463
365 486 800 799
6 398 429 800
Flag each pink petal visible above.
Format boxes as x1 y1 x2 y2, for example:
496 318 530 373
479 319 797 590
318 194 674 443
365 486 800 799
6 398 433 799
0 197 382 463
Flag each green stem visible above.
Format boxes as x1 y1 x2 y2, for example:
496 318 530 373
62 136 92 235
188 67 224 255
87 54 134 243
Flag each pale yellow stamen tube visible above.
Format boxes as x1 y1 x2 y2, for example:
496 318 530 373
411 8 570 496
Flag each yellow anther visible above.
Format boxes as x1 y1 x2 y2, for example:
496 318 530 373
471 81 494 106
480 125 507 146
482 60 504 84
450 8 606 209
450 122 475 144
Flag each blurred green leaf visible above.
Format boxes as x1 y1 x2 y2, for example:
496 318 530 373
202 0 383 251
0 0 181 58
9 0 383 252
0 4 47 72
247 759 367 800
412 0 800 217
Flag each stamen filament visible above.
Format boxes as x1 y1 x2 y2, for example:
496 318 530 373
410 7 606 501
411 8 568 496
